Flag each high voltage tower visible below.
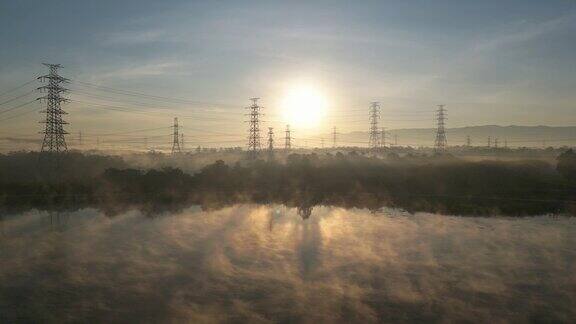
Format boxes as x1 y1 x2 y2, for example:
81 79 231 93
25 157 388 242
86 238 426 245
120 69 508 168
369 102 380 150
267 127 274 150
466 135 471 147
380 127 387 148
332 126 337 148
284 124 292 150
267 127 274 159
246 98 262 159
171 117 181 155
38 63 69 153
434 105 447 152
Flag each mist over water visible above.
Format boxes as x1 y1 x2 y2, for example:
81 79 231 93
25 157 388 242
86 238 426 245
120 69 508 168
1 206 575 323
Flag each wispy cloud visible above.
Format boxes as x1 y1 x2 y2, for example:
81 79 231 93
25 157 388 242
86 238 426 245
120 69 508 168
99 29 167 46
93 61 183 80
471 13 576 53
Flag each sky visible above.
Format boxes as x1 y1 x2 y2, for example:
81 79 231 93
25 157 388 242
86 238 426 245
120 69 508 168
0 0 575 149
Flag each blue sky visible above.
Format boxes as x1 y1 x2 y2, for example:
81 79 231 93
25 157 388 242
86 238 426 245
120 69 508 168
0 0 575 147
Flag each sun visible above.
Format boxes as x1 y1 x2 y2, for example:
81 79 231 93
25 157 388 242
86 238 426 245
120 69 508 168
280 84 328 128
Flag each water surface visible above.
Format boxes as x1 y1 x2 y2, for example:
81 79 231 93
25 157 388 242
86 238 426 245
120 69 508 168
1 205 575 323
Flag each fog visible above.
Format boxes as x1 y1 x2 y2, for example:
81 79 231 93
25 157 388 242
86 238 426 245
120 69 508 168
1 206 575 322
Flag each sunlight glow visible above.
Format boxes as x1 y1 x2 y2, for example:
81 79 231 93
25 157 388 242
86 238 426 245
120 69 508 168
281 84 328 128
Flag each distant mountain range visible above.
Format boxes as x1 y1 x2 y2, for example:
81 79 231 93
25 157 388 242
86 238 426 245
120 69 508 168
334 125 576 148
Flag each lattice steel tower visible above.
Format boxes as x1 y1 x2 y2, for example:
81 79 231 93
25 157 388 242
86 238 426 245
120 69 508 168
267 127 274 159
284 124 292 150
369 102 380 150
38 63 69 153
434 105 448 152
267 127 274 150
171 117 181 154
246 98 262 159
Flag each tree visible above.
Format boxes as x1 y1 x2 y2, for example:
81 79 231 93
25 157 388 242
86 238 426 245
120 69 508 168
557 149 576 182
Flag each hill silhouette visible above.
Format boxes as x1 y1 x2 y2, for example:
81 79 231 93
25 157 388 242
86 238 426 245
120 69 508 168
332 125 576 148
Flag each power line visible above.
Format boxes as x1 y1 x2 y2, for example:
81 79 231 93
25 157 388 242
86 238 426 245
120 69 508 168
0 99 38 119
0 79 36 98
0 107 41 123
69 86 248 116
67 98 244 122
71 79 237 108
84 126 171 137
0 90 36 107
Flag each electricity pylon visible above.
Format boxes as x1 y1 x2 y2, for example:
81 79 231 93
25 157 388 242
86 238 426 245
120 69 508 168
466 135 471 147
246 98 262 159
380 127 387 148
267 127 274 159
369 102 380 150
38 63 69 153
284 124 292 151
434 105 447 152
171 117 181 155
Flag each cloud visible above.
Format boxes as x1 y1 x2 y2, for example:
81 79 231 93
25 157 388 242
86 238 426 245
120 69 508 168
92 61 184 80
99 29 167 46
471 13 576 54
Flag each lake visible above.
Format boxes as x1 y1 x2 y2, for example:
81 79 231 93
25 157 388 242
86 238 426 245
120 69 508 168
1 205 575 323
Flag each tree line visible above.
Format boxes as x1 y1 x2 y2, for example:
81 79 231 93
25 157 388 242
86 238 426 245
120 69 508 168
1 150 575 217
